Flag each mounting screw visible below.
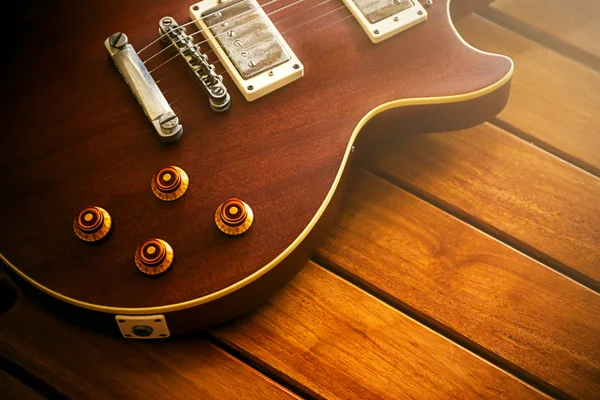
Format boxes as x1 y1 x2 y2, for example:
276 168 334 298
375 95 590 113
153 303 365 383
247 85 254 91
159 112 179 131
293 64 300 69
425 0 433 5
213 86 226 96
373 29 380 35
162 17 172 26
109 32 128 49
417 10 423 15
394 16 399 21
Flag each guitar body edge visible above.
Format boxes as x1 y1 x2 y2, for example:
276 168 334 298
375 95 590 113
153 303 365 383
0 0 514 336
2 72 511 335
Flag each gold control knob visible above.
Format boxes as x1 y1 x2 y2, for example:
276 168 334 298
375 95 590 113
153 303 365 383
215 198 254 235
134 239 174 276
151 166 189 201
73 206 112 242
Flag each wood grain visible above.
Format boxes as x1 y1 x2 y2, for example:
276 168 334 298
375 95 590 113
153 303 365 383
456 15 600 174
317 168 600 399
364 122 600 289
212 262 546 400
482 0 600 71
0 370 44 400
0 296 300 400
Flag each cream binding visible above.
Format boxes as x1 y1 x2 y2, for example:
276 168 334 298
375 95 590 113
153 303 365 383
0 0 514 315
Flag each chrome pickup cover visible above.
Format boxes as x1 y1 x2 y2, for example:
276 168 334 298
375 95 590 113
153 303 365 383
190 0 303 101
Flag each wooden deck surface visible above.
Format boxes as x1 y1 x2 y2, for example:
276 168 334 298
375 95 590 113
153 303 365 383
1 0 599 399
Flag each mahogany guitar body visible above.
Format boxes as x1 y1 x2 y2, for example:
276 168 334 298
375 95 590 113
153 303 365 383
0 0 512 336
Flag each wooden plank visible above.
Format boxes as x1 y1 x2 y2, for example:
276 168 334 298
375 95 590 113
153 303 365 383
317 168 600 399
455 15 600 174
211 262 546 400
483 0 600 70
0 370 44 400
0 297 300 400
363 122 600 289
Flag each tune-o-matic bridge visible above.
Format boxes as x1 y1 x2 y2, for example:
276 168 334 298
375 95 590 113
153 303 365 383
190 0 304 101
159 17 231 112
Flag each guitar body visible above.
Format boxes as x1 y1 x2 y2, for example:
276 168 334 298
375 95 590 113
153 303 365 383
0 0 512 336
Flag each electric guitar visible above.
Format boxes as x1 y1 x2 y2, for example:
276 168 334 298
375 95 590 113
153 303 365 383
0 0 512 338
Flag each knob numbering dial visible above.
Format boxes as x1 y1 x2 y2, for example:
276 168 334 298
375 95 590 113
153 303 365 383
73 206 112 242
215 198 254 235
134 239 174 276
151 166 189 201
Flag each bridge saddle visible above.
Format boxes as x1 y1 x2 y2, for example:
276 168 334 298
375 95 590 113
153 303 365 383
159 17 231 112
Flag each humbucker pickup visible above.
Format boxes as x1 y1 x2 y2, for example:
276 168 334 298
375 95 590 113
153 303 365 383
190 0 304 101
343 0 427 43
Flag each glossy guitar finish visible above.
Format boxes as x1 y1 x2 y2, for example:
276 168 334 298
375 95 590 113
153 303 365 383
0 0 512 335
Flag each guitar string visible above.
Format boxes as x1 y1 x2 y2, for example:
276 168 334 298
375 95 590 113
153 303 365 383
155 0 342 84
140 0 427 63
137 0 286 55
166 7 353 106
147 0 327 74
142 0 308 65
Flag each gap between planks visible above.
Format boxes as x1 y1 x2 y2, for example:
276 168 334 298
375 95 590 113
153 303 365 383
1 357 67 400
203 332 320 400
363 156 599 294
488 118 600 178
